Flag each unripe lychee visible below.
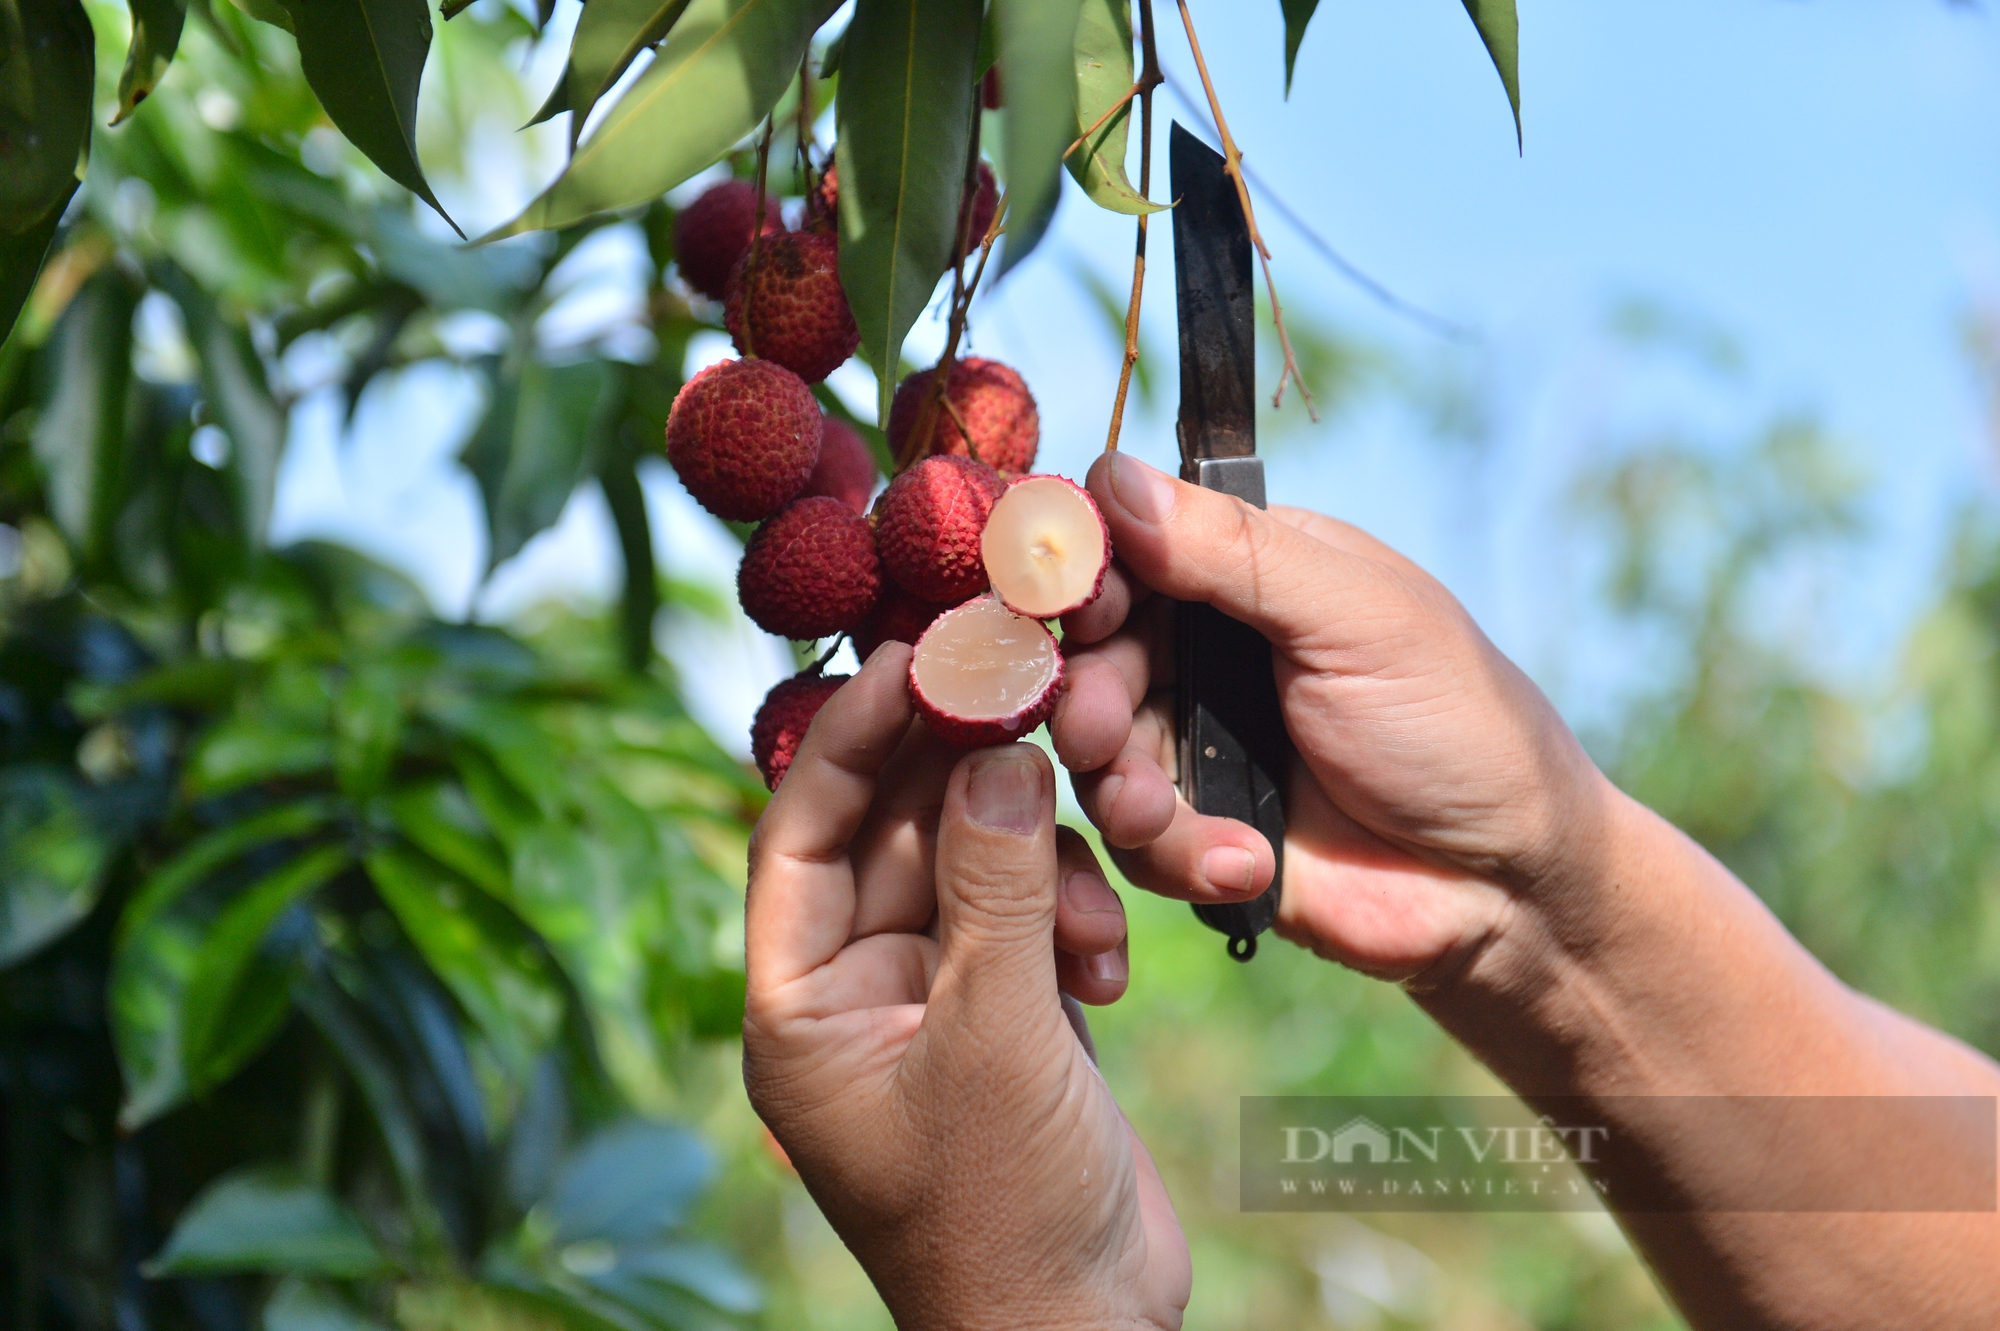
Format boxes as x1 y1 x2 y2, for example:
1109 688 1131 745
909 595 1065 747
951 162 999 263
852 584 950 661
666 358 822 522
982 475 1110 619
874 454 1004 604
886 358 1039 475
752 671 848 789
725 231 859 384
675 180 783 303
738 496 882 640
802 416 878 515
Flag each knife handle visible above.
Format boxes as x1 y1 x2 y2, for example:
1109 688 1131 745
1175 457 1291 961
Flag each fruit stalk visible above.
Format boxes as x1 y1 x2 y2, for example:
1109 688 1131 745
742 115 778 359
901 98 998 474
1106 0 1162 452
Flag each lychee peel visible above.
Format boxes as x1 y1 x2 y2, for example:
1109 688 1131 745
725 230 859 384
738 496 882 640
886 357 1039 475
874 454 1004 604
982 475 1110 620
909 596 1066 748
752 672 848 789
666 358 822 522
676 180 782 303
852 584 952 661
802 416 878 515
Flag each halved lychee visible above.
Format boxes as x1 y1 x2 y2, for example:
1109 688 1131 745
908 595 1065 747
980 475 1110 620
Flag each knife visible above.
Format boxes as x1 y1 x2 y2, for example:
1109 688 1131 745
1170 122 1292 962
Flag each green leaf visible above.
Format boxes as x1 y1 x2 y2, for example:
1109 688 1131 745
993 0 1083 274
116 0 188 122
0 768 115 967
598 449 659 675
525 67 570 128
145 1167 387 1279
116 799 334 950
0 178 73 349
487 0 841 239
461 358 616 572
223 0 295 32
1067 0 1161 218
1279 0 1317 96
274 0 459 233
834 0 983 421
334 666 403 800
386 781 510 895
31 267 139 564
1460 0 1520 148
546 1120 714 1245
159 265 287 549
184 718 334 799
565 0 696 144
0 0 92 234
264 1279 395 1331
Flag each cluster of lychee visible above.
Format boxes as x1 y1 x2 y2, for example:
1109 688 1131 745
665 176 1111 790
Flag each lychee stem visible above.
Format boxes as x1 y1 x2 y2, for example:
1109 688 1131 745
1173 0 1318 422
743 115 777 360
902 99 993 475
1106 0 1163 453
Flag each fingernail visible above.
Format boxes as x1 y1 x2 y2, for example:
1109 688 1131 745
1087 945 1128 985
1064 869 1121 916
1110 453 1176 525
1201 846 1257 895
966 748 1043 834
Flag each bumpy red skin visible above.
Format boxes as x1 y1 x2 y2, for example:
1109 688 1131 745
852 585 951 661
886 357 1039 475
802 416 878 515
908 615 1066 748
805 166 838 238
676 181 783 303
724 231 859 384
666 359 822 522
989 474 1112 620
874 455 1004 604
752 672 848 789
738 497 882 640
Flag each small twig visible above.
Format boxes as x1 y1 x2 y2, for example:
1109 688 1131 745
1106 0 1162 451
795 52 816 186
742 117 776 358
809 636 846 672
1173 0 1316 419
1065 81 1143 165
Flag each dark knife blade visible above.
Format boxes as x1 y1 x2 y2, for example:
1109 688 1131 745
1170 121 1291 961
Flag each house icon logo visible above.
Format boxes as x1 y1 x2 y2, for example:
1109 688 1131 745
1330 1115 1394 1164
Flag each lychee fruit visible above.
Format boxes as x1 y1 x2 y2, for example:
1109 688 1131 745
725 230 859 384
806 165 838 238
738 496 882 640
982 67 1004 110
873 454 1004 604
852 584 951 661
886 358 1039 475
981 475 1110 620
952 162 999 262
909 595 1065 747
666 358 822 522
675 180 783 303
802 416 878 515
752 672 848 789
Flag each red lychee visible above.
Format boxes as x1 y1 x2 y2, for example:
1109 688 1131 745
802 416 878 515
752 672 848 789
806 165 838 239
675 180 782 303
738 496 882 640
725 230 859 384
873 454 1004 604
982 475 1110 619
982 67 1004 110
952 162 999 263
886 358 1039 475
909 595 1065 747
852 584 951 661
665 358 822 522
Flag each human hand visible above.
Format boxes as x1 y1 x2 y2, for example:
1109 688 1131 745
1051 452 1614 988
741 645 1190 1331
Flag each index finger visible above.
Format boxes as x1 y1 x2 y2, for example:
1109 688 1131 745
746 643 914 992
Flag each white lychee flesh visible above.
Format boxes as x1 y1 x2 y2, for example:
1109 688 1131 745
909 595 1065 746
980 475 1109 619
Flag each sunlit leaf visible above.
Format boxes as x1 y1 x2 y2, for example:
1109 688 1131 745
31 268 139 563
0 0 92 233
0 179 74 349
565 0 696 143
834 0 983 420
223 0 295 33
1067 0 1162 217
488 0 841 239
1460 0 1520 148
461 358 616 572
0 768 114 967
116 0 188 123
993 0 1082 274
145 1167 387 1278
386 781 510 895
1279 0 1317 96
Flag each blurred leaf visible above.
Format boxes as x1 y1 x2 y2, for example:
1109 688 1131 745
32 267 140 562
462 358 616 572
0 767 115 967
394 1281 576 1331
274 0 459 233
185 716 334 798
116 0 188 123
0 0 92 233
159 264 286 548
525 72 570 129
1067 0 1160 217
0 178 74 348
599 1242 759 1316
598 451 658 674
993 0 1082 274
145 1167 387 1278
489 0 840 239
835 0 982 421
387 781 510 895
1278 0 1316 96
1459 0 1520 148
565 0 697 143
546 1120 714 1245
264 1278 394 1331
335 666 404 800
224 0 295 32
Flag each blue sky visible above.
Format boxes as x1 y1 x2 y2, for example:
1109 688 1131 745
270 0 2000 755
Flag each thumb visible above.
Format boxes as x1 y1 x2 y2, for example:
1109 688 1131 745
929 744 1061 1009
1087 451 1391 651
